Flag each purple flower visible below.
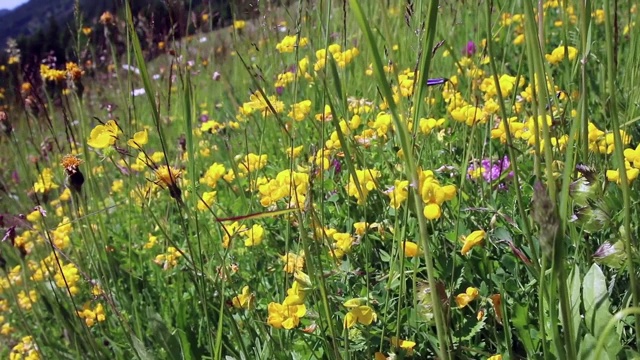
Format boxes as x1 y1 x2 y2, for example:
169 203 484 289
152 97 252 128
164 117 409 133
276 86 285 95
463 41 477 57
470 156 514 189
331 157 342 174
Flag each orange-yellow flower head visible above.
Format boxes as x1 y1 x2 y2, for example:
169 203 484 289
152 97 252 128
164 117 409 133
154 165 183 200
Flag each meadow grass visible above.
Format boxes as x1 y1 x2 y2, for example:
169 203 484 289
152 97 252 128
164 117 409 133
0 0 639 359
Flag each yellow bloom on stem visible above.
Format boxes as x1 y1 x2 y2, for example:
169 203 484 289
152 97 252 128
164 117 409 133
343 298 377 328
391 336 416 355
455 287 479 308
401 241 421 257
197 191 217 211
233 20 246 30
232 286 255 309
606 162 639 185
545 45 578 64
221 222 247 248
280 251 305 273
460 230 486 255
276 35 309 53
154 165 183 200
283 281 306 306
353 222 369 236
33 168 59 193
243 224 265 246
154 246 182 270
288 100 312 121
267 302 306 329
87 120 120 149
347 169 381 205
127 129 148 149
624 144 640 168
386 180 409 209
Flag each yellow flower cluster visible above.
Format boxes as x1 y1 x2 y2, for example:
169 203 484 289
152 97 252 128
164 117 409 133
238 153 268 176
33 168 59 194
347 168 381 205
77 302 106 327
232 286 255 309
238 91 284 118
275 35 309 53
267 272 310 329
606 144 640 185
343 298 377 329
418 170 457 220
54 263 81 296
313 44 359 72
258 169 309 208
280 251 305 273
154 246 182 270
9 336 40 360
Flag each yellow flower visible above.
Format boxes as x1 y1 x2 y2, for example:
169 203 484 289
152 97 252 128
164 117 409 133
386 180 409 209
624 144 640 168
197 191 217 211
460 230 486 255
353 222 369 236
267 302 306 329
221 222 247 248
391 336 416 355
606 162 639 185
154 246 182 270
401 241 421 257
455 287 479 308
283 281 307 306
488 355 502 360
280 251 305 273
545 45 578 65
127 129 148 149
144 234 158 249
153 165 182 199
347 168 381 205
238 153 268 176
233 20 246 30
288 100 312 121
343 299 377 328
200 162 227 188
276 35 309 53
243 224 265 246
232 286 255 309
87 120 120 149
17 290 38 311
77 302 106 327
33 168 59 193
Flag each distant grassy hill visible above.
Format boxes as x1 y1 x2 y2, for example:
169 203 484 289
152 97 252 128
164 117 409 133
0 0 77 44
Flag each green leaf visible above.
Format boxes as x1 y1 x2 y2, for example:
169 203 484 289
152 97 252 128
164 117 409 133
569 264 582 346
578 333 600 360
131 333 155 360
582 263 622 358
512 302 537 357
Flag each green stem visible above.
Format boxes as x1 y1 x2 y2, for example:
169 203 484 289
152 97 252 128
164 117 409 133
603 0 640 345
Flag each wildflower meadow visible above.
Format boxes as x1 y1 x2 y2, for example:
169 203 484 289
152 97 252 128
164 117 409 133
1 0 640 359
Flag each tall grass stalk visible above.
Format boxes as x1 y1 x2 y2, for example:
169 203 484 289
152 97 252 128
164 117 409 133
349 0 449 358
603 0 640 344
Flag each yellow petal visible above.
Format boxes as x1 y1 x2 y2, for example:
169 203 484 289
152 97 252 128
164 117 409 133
127 129 148 148
423 203 441 220
401 241 420 257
